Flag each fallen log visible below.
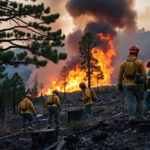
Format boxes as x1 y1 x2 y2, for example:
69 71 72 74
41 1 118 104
129 119 150 125
76 120 108 135
31 129 57 150
56 138 66 150
67 109 85 122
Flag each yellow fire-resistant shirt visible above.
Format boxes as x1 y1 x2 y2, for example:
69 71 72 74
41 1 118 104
118 55 148 87
82 87 93 105
46 93 61 110
18 97 36 114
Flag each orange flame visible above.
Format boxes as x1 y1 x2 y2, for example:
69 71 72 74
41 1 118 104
43 33 116 95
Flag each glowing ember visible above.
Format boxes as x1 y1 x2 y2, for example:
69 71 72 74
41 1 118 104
43 33 116 95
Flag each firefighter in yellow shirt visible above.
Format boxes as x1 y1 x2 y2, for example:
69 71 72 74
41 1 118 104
79 82 93 119
18 94 36 131
118 45 148 122
46 90 61 129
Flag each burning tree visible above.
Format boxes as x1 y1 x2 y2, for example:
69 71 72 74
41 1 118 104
95 67 104 91
79 32 100 89
0 0 67 121
60 66 68 100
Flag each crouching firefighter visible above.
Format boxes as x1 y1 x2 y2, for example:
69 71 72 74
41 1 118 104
18 94 36 132
46 90 61 129
118 44 148 122
79 82 96 120
145 60 150 115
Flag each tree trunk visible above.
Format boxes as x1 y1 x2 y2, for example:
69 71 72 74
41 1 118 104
67 109 84 122
97 77 98 91
0 91 5 122
12 86 16 114
31 129 57 150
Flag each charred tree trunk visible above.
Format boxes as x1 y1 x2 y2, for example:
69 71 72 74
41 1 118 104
0 91 5 122
31 129 57 150
12 86 16 114
67 109 85 122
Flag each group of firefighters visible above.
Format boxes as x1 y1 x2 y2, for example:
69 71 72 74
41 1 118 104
18 44 150 131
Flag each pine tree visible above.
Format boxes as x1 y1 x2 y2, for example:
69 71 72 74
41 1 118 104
79 32 99 89
60 66 68 100
96 68 104 91
10 73 25 114
0 0 67 67
31 74 39 98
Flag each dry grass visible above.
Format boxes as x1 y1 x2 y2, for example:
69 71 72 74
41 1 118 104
66 120 85 131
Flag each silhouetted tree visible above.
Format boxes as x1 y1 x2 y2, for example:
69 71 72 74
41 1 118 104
79 32 99 89
60 66 68 99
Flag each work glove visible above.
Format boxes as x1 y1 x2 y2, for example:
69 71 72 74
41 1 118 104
118 84 123 92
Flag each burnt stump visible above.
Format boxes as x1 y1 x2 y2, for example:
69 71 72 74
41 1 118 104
67 109 85 122
31 129 57 150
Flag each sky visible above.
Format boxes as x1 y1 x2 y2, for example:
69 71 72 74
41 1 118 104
134 0 150 31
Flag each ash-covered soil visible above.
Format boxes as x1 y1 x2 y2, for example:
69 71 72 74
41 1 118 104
1 91 150 150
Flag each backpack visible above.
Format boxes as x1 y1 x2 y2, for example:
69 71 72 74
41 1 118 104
125 58 144 84
47 95 55 105
20 99 28 111
91 90 97 102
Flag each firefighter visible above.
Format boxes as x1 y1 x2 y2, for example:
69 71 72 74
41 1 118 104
145 60 150 115
79 82 93 119
46 90 61 129
18 94 36 132
118 44 148 122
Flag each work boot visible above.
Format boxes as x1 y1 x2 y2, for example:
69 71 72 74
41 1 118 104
136 114 144 119
28 126 33 131
47 124 51 129
128 116 136 123
21 128 25 132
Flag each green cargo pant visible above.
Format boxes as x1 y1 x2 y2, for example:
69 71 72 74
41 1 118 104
47 106 59 127
84 104 93 120
125 86 144 117
21 113 33 130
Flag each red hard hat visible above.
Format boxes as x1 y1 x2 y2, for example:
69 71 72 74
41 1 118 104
79 82 86 89
26 94 32 99
53 90 59 95
128 44 139 53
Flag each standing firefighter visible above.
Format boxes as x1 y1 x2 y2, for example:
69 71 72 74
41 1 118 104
79 82 96 119
18 94 36 132
118 45 148 122
46 90 61 129
145 60 150 115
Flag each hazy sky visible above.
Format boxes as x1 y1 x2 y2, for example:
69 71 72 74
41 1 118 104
134 0 150 30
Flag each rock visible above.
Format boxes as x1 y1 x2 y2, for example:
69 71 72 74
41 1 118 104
64 134 80 150
92 130 107 142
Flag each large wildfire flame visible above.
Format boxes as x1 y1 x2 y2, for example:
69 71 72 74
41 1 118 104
42 33 116 95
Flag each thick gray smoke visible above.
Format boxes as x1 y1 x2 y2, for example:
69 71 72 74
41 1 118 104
84 21 116 51
66 0 137 29
65 55 81 70
66 30 82 53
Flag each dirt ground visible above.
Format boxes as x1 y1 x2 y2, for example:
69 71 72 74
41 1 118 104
1 91 150 150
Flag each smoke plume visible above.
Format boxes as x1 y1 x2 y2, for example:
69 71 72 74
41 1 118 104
66 0 137 29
